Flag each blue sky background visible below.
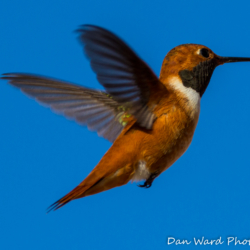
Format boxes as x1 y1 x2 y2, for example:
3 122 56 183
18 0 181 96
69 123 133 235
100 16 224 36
1 0 250 249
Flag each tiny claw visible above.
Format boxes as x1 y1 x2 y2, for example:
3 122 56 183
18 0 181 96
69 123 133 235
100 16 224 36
138 182 152 188
138 183 146 188
137 173 158 189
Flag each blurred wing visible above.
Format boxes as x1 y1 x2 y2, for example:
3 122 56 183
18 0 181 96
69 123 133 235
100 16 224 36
2 73 126 142
77 25 164 129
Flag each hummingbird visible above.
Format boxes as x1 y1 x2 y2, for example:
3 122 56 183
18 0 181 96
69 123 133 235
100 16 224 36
2 25 250 212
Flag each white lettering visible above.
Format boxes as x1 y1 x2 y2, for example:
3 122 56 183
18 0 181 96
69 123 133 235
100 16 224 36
227 237 234 245
242 240 248 245
216 237 224 245
167 237 175 245
167 237 191 245
194 237 204 245
175 239 191 245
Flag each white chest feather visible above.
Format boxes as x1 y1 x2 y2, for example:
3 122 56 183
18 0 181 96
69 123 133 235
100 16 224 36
169 76 201 115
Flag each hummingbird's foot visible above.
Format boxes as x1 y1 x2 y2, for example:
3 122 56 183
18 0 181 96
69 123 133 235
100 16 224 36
138 182 152 188
138 173 157 188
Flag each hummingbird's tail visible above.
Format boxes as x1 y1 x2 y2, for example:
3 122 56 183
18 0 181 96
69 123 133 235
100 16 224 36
47 185 88 212
47 162 134 212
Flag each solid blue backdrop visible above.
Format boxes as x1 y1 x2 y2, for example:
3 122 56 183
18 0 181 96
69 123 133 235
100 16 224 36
1 0 250 249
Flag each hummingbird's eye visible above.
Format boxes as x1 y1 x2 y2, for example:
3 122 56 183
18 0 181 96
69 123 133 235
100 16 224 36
200 48 210 58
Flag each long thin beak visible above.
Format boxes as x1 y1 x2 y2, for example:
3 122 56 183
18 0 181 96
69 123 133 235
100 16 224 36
217 56 250 65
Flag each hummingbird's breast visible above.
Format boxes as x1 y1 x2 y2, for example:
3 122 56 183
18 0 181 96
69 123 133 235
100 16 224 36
156 109 199 174
137 75 201 176
128 104 200 182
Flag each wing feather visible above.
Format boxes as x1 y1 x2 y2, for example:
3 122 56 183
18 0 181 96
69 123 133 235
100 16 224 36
77 25 165 129
2 73 125 142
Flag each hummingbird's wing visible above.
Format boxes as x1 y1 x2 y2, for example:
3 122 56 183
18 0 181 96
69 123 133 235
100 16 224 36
2 73 126 142
77 25 164 129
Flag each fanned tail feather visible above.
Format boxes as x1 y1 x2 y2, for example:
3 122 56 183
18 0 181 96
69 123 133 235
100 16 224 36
47 185 88 212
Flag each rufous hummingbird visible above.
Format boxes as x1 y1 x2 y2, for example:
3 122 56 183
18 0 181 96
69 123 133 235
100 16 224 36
2 25 250 212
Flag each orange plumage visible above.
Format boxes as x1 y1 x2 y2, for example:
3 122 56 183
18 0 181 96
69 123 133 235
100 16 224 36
2 25 250 211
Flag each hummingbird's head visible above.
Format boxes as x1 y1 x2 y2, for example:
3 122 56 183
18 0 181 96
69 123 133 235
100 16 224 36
160 44 250 97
